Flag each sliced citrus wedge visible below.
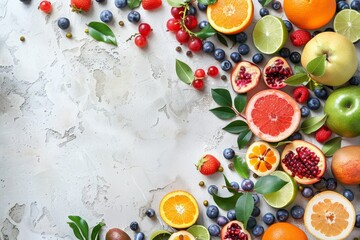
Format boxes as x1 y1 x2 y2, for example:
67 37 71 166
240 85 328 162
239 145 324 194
334 9 360 42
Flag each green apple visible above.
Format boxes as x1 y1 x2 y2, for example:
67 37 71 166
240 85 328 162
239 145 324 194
301 32 358 86
324 86 360 137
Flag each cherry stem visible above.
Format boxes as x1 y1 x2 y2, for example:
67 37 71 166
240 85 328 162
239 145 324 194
126 32 139 42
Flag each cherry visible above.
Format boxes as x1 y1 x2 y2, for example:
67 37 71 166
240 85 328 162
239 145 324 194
188 37 203 52
38 0 52 13
184 15 198 30
175 29 190 44
166 18 181 32
171 6 185 19
192 79 204 90
195 69 206 79
207 66 219 77
134 35 147 48
138 23 152 37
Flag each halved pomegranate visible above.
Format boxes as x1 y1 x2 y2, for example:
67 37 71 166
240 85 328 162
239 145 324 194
231 61 261 94
221 220 251 240
281 140 326 185
263 57 293 89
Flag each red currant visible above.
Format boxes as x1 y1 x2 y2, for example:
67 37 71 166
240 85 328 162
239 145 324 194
166 18 181 32
138 23 152 37
171 6 184 19
134 35 147 48
194 69 206 79
188 37 203 52
207 66 219 77
184 15 198 30
175 29 190 44
192 79 204 90
38 0 52 13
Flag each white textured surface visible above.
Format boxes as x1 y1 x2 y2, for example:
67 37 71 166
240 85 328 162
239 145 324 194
1 0 360 239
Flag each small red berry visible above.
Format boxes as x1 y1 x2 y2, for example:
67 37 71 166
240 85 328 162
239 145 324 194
175 29 190 44
192 79 204 90
171 6 184 19
166 18 181 32
207 66 219 77
138 23 152 37
315 125 332 143
195 69 206 79
38 1 52 13
134 35 147 48
293 86 310 103
188 37 203 52
290 30 312 46
184 15 198 30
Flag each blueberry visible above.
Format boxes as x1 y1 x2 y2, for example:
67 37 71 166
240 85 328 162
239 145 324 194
313 178 327 190
247 217 257 230
288 132 302 141
252 225 264 237
206 205 219 219
208 224 221 236
276 209 289 222
326 178 337 190
238 43 250 55
100 10 113 23
279 47 290 58
337 1 350 11
349 76 360 85
289 51 301 64
129 221 139 231
263 212 275 225
134 232 145 240
198 20 209 29
214 49 226 61
235 32 248 43
301 186 313 198
272 0 281 10
208 185 218 195
356 214 360 228
96 0 105 2
230 181 240 191
300 106 311 117
188 5 197 15
283 20 293 32
202 41 215 53
241 179 254 191
343 189 354 201
127 11 141 23
325 27 335 32
259 7 269 17
252 194 260 206
307 97 321 110
252 53 264 64
114 0 127 8
57 17 70 30
230 52 242 63
251 206 261 217
312 30 322 37
314 87 328 100
227 209 236 220
290 205 305 219
145 208 155 217
223 148 235 160
351 0 360 10
216 216 229 227
220 60 232 71
197 2 208 11
20 0 31 3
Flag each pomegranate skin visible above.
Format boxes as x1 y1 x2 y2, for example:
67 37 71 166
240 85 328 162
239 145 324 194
106 228 131 240
263 57 293 89
331 145 360 185
221 220 252 240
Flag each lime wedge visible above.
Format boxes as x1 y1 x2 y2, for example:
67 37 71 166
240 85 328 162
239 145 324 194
187 225 210 240
149 230 172 240
252 15 288 54
263 171 298 208
334 9 360 42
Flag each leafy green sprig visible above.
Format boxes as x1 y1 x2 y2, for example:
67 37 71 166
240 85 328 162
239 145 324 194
67 216 105 240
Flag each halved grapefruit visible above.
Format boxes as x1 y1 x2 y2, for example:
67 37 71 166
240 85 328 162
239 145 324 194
245 90 301 142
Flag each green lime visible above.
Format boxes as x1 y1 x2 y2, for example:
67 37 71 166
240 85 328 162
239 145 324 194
333 9 360 42
187 225 210 240
252 15 288 54
263 170 298 208
149 230 172 240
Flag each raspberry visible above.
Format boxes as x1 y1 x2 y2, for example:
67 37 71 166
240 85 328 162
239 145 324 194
315 126 332 143
290 30 312 46
293 86 310 103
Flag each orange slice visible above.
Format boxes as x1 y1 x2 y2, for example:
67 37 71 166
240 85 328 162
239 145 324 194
159 190 199 229
206 0 254 34
304 191 355 240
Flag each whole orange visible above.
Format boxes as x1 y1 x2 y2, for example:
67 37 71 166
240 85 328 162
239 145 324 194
262 222 308 240
283 0 336 30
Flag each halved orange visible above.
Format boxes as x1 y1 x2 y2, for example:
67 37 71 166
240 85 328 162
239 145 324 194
159 190 199 229
206 0 254 34
169 231 196 240
304 191 355 240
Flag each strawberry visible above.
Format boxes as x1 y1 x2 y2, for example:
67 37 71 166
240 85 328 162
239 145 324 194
315 126 332 143
196 154 220 176
290 30 312 46
293 86 310 103
70 0 91 12
142 0 162 10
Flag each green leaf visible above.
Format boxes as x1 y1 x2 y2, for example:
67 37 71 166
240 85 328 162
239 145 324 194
87 22 117 46
68 222 86 240
233 156 250 179
223 174 238 194
198 0 217 4
284 72 309 86
90 222 105 240
234 94 247 113
68 216 89 240
254 175 288 194
306 79 319 91
235 192 254 229
322 137 342 157
224 34 237 49
261 0 273 6
270 140 292 148
222 120 249 134
301 114 327 134
216 33 228 47
127 0 141 9
166 0 185 7
294 65 307 74
210 107 236 120
237 129 252 149
175 59 193 85
194 24 216 39
306 54 326 77
213 193 242 210
211 88 232 107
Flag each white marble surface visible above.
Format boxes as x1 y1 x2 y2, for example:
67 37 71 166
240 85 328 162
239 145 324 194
1 0 360 239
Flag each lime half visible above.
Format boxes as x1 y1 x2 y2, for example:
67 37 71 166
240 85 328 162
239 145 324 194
252 15 288 54
149 230 172 240
187 225 210 240
334 9 360 42
263 170 297 208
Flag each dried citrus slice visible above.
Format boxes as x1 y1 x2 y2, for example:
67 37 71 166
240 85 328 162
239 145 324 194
245 141 280 176
159 190 199 229
245 89 301 142
206 0 254 34
304 191 355 240
169 231 195 240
